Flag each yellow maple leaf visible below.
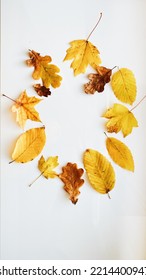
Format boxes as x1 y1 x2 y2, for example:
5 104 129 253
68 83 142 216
64 40 101 76
38 155 59 179
103 103 138 137
11 127 46 163
105 136 134 171
26 50 62 88
83 149 115 196
11 90 42 129
111 68 137 105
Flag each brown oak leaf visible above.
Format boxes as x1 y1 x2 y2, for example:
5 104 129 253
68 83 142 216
84 66 112 94
59 163 84 204
33 84 51 97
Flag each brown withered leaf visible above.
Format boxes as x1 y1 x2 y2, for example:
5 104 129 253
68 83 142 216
84 66 112 94
33 84 51 97
59 163 84 204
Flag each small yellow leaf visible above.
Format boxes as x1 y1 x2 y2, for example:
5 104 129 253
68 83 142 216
103 103 138 137
105 137 134 171
83 149 115 195
11 90 42 129
38 155 59 179
11 127 46 163
111 68 137 105
64 40 101 76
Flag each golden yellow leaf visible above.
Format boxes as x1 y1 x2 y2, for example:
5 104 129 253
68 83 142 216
83 149 115 195
111 68 137 105
64 40 101 76
38 155 59 179
11 90 42 129
26 50 62 88
11 127 46 163
103 103 138 137
105 136 134 171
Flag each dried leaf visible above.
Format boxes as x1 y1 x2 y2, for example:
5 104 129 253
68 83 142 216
59 163 84 204
83 149 115 195
84 66 112 94
64 40 101 76
105 136 134 171
11 90 42 129
26 50 62 88
11 127 46 163
38 155 59 179
111 68 137 104
103 103 138 137
33 84 51 97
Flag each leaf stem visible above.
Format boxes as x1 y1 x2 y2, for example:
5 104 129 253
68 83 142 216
86 12 102 41
29 172 44 187
130 95 146 112
9 159 15 164
107 192 111 199
104 131 108 138
2 94 17 104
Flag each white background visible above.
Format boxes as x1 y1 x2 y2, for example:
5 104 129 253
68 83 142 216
1 0 146 260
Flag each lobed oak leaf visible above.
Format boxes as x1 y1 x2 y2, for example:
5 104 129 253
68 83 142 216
26 50 62 88
103 103 138 137
33 84 51 97
59 162 84 204
111 68 137 105
11 90 42 129
105 136 134 171
11 127 46 163
38 155 59 179
83 149 115 196
64 40 101 76
84 66 112 94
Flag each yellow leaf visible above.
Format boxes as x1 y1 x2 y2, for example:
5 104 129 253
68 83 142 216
64 40 101 76
111 68 137 105
103 103 138 137
11 90 42 129
38 155 59 179
11 127 46 163
83 149 115 195
105 136 134 171
26 50 62 88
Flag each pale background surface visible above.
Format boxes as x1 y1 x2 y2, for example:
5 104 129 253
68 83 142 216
1 0 146 259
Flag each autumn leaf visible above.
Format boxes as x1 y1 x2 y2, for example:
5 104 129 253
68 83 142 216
63 13 102 76
38 155 59 179
105 136 134 171
83 149 115 196
84 66 112 94
111 68 137 104
103 103 138 137
10 91 42 129
29 155 59 187
33 84 51 97
10 127 46 163
64 40 101 76
26 50 62 88
59 163 84 204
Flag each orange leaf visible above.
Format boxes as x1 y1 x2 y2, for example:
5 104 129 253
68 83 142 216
26 50 62 88
11 90 42 128
59 163 84 204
